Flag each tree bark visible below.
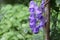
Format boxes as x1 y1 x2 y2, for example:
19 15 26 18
44 0 50 40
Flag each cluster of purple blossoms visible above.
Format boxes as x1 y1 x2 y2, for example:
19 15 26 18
29 0 46 34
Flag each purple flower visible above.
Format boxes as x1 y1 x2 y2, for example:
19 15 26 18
29 8 35 12
29 1 36 8
29 0 46 34
29 0 37 28
31 27 39 34
30 23 36 28
41 0 45 8
29 19 36 23
38 16 46 28
39 0 45 13
36 13 42 20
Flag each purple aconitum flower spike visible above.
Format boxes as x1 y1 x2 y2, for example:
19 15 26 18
29 0 37 30
29 0 47 34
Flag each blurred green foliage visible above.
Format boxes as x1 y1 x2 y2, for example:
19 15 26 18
50 0 60 40
0 4 45 40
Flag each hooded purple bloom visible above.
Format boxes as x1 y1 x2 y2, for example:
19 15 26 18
32 27 39 34
29 1 36 8
40 0 45 13
30 22 36 28
36 10 43 20
38 16 46 28
41 0 45 8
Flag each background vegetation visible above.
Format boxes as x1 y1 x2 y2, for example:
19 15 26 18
0 0 60 40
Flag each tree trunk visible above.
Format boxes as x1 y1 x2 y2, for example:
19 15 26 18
44 0 50 40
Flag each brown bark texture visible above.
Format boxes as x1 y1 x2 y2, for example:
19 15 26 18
44 0 50 40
